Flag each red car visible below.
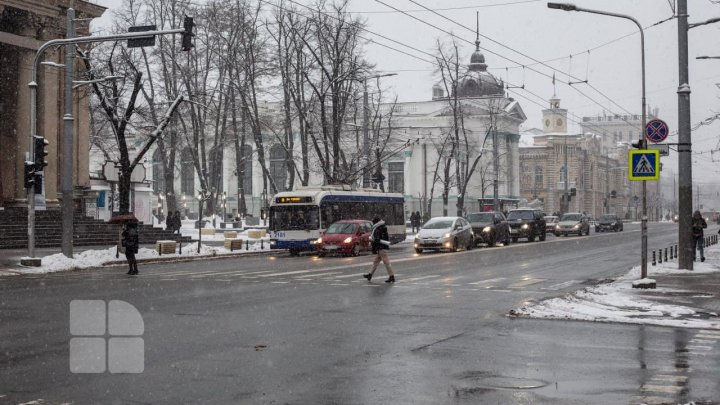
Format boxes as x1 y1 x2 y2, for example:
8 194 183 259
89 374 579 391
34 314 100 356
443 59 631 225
315 220 373 256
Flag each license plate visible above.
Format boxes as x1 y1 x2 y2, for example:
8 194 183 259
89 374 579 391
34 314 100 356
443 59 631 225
324 245 338 250
424 239 436 243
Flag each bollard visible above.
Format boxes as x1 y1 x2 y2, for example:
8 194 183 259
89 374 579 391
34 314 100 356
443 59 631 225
659 249 663 264
652 250 656 266
261 239 264 249
664 247 668 262
669 246 673 260
246 239 249 250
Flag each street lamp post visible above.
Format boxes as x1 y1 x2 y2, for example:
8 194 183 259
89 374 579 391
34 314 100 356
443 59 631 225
360 73 397 188
548 2 651 283
197 191 206 253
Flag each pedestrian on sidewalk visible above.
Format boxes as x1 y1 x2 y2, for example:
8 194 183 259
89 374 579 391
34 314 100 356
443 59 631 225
411 211 421 233
172 211 182 234
692 210 707 262
122 221 140 275
363 215 395 283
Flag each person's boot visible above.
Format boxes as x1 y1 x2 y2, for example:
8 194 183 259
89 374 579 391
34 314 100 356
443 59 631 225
385 275 395 283
127 267 133 275
363 273 372 282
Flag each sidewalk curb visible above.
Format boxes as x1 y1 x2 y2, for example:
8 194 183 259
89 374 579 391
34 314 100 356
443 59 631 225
102 248 282 268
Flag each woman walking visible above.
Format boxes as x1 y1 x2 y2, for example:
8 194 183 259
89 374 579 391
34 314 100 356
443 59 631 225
363 215 396 283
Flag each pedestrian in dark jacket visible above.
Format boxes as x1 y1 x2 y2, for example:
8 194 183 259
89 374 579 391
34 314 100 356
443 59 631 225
173 211 182 234
122 221 140 275
165 212 172 231
692 210 707 262
411 211 422 233
363 215 395 283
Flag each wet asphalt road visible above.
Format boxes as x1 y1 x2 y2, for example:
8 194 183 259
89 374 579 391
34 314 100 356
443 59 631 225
2 222 719 404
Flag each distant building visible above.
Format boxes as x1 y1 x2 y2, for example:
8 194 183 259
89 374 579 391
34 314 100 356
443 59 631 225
519 96 631 219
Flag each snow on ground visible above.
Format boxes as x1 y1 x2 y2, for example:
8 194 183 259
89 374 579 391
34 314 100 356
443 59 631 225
511 245 720 330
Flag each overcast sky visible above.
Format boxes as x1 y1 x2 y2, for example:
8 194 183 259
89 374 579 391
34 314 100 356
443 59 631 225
89 0 720 189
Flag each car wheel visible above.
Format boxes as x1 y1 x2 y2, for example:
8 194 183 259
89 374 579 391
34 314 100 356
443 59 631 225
414 248 423 254
528 234 535 242
317 252 326 257
452 238 459 252
512 237 518 243
539 231 546 241
351 244 360 257
488 235 496 247
466 237 474 250
554 232 560 237
289 249 300 256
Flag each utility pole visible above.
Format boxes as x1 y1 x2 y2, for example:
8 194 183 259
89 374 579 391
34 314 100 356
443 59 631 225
677 0 693 270
492 124 499 211
563 135 569 214
61 2 75 258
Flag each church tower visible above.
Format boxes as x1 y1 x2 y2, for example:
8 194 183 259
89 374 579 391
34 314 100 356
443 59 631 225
542 95 567 134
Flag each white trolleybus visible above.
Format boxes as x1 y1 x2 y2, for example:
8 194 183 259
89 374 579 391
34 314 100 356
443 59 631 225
268 186 406 255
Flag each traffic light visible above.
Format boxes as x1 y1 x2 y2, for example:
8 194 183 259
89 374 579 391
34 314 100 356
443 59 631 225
181 16 195 51
631 139 646 149
33 173 42 194
24 162 35 189
33 136 49 171
570 187 576 197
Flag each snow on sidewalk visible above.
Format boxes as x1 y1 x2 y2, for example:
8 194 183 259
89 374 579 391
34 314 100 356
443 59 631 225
510 245 720 330
15 241 272 275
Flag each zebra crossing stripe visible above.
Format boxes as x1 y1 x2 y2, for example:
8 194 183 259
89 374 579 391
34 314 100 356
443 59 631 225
401 275 442 282
468 277 506 285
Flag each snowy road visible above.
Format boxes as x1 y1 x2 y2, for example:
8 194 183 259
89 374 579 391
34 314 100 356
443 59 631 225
2 221 718 404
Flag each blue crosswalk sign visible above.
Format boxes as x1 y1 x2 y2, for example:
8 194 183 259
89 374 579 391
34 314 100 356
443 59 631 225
628 150 659 180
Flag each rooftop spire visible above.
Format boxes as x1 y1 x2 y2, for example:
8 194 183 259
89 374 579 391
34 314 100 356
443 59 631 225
475 11 480 51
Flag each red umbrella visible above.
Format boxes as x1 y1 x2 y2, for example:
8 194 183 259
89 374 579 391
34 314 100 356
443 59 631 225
108 214 139 224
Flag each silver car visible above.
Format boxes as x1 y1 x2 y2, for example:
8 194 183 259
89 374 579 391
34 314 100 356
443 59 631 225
554 212 590 236
414 216 474 253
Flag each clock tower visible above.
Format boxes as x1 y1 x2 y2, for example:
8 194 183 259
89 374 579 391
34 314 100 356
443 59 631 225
542 96 567 134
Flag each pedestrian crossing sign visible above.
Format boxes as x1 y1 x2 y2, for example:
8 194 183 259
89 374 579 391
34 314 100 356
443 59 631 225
628 150 660 181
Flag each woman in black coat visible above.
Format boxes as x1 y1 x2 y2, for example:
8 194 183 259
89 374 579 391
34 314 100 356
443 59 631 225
363 215 395 283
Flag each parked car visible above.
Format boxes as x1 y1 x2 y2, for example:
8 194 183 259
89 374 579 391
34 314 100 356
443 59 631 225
315 220 373 256
506 209 546 242
595 214 623 232
414 216 474 253
544 216 559 233
465 211 511 247
554 212 590 236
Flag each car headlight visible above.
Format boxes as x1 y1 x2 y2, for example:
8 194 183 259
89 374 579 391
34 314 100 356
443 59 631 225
443 233 451 238
521 224 529 230
483 226 492 233
316 238 323 244
610 222 616 226
343 237 353 244
573 224 580 229
555 224 560 229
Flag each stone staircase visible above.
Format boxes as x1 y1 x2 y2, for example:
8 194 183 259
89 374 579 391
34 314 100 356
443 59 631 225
0 208 191 249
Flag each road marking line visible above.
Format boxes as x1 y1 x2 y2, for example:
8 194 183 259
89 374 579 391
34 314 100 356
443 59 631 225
333 273 368 279
690 339 716 344
641 385 684 394
650 375 688 382
402 275 442 282
271 281 289 284
686 345 713 351
257 269 312 277
542 280 581 290
293 272 343 279
509 278 546 288
468 277 507 285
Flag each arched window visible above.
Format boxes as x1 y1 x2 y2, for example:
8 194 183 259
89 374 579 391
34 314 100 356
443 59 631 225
152 148 164 194
534 166 543 188
181 148 194 195
269 144 287 192
239 144 253 194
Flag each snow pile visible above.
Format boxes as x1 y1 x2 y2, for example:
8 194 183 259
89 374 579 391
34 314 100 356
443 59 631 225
17 240 272 275
511 246 720 329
